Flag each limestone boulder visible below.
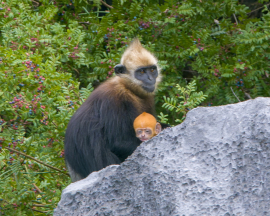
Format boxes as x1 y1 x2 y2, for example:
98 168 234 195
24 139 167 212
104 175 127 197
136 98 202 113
55 97 270 216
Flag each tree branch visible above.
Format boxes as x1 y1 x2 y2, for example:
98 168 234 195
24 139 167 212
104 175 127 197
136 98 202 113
244 91 252 99
101 0 113 9
233 14 238 25
79 22 90 25
31 0 40 7
247 3 270 15
182 70 198 73
30 208 48 213
33 183 42 193
4 147 69 176
32 204 49 207
230 87 241 102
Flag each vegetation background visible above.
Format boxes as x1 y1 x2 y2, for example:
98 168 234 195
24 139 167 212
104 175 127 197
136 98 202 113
0 0 269 215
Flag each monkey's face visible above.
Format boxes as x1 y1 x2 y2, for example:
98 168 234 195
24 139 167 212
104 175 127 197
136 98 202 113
134 65 158 92
135 127 154 142
114 64 159 93
115 39 162 93
134 122 162 142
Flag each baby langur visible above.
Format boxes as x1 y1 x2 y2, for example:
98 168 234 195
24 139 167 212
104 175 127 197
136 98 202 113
133 112 162 142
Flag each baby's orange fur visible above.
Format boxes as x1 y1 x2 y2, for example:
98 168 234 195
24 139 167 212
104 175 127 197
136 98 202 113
133 112 157 131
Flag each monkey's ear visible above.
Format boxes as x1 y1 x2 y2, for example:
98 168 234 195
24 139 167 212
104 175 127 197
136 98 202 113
155 122 162 135
114 64 127 75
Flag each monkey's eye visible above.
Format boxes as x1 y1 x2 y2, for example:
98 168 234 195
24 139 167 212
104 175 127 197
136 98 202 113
151 69 154 72
146 130 152 135
137 130 142 134
140 69 145 74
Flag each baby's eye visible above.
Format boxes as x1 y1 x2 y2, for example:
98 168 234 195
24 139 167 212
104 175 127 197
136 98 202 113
137 130 142 134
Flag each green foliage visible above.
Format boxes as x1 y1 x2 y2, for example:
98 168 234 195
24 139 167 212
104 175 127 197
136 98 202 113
0 1 93 214
1 0 270 215
0 46 85 214
160 80 207 124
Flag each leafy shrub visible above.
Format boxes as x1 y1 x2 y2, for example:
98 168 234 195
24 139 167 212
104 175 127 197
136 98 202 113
160 80 207 124
0 45 89 214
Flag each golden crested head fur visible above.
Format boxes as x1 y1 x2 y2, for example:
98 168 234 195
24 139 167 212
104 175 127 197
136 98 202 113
119 39 162 92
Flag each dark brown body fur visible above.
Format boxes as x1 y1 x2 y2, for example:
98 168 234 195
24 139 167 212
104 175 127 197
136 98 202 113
64 76 155 181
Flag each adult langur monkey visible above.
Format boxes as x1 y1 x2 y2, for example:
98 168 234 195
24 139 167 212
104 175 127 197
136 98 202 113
64 39 162 182
133 112 162 142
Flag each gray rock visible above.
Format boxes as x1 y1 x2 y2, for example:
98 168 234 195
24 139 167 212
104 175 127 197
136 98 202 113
54 97 270 216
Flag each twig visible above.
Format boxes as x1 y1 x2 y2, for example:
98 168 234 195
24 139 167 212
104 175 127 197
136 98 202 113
30 208 48 213
182 70 198 73
101 0 113 9
67 64 80 75
233 14 238 25
81 24 87 29
51 121 58 128
79 22 90 25
33 183 42 193
230 87 241 102
4 147 69 176
31 0 40 7
244 91 252 99
247 3 270 14
32 204 48 207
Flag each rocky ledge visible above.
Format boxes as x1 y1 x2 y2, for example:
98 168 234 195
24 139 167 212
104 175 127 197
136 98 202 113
55 97 270 216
